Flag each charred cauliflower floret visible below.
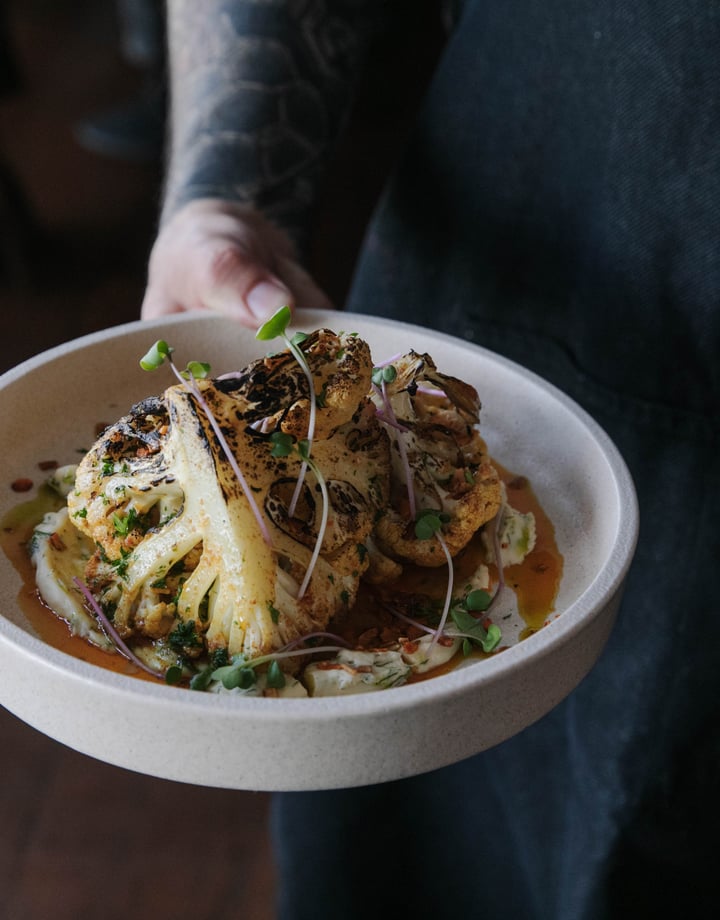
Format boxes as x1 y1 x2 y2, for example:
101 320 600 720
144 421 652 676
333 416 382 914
370 351 502 567
68 330 390 665
226 327 373 439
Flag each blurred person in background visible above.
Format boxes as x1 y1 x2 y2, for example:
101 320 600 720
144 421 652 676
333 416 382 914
75 0 165 161
142 2 720 918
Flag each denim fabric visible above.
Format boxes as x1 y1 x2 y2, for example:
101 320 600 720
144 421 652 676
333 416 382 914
274 2 720 917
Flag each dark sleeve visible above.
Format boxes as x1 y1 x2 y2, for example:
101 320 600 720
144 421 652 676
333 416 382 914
163 0 386 242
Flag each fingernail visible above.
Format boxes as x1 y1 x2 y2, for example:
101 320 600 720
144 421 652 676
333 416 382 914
246 281 291 319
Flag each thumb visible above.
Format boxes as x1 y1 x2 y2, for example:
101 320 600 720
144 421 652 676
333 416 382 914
202 276 291 324
198 245 293 325
245 279 294 320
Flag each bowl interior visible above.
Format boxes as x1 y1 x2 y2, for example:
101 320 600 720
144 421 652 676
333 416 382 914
0 311 638 789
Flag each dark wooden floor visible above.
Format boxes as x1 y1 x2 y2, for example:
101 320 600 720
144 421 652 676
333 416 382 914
0 3 276 917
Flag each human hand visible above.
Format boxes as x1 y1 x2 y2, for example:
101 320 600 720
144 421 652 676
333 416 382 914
141 199 333 327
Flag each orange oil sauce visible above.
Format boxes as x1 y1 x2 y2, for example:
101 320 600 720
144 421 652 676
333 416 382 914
1 488 155 681
1 462 563 685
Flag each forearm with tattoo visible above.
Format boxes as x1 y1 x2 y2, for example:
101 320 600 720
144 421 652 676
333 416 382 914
163 0 381 241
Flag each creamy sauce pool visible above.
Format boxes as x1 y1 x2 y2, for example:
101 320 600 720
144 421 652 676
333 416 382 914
1 465 563 686
1 487 156 681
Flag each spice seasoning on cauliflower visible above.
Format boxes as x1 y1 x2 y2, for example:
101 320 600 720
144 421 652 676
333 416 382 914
28 317 549 696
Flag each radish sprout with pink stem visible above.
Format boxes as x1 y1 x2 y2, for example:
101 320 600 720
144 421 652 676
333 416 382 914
256 306 317 516
209 642 351 691
139 339 272 547
371 363 416 520
414 509 455 655
270 432 329 599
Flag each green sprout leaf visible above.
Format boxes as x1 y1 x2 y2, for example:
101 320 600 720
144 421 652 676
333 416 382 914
211 653 257 691
297 438 311 461
450 607 502 653
189 667 214 691
414 508 448 541
168 620 201 651
256 305 292 341
233 666 257 690
371 364 398 387
270 431 295 458
183 360 211 380
165 665 184 685
266 659 286 689
465 588 492 612
139 339 173 371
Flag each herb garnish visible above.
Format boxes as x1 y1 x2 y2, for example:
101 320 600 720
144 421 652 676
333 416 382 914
139 339 271 546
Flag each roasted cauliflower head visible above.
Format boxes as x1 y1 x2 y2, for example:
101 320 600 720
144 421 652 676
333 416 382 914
370 351 502 567
68 330 390 663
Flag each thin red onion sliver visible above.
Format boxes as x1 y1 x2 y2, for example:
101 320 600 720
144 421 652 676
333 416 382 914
375 352 403 368
427 531 454 655
280 631 353 652
378 378 416 519
416 385 446 398
72 577 164 679
489 505 506 604
286 337 316 517
170 363 272 547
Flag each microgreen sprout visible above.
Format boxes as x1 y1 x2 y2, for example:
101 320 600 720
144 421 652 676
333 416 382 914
269 431 329 599
490 505 506 599
384 588 502 656
139 339 173 370
450 600 502 654
414 509 454 655
257 306 318 516
139 339 272 546
206 640 348 692
371 364 397 388
183 360 211 380
371 360 416 519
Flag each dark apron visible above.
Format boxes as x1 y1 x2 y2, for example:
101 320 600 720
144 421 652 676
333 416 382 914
275 2 720 916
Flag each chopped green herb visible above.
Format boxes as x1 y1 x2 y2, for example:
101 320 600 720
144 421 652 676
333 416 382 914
112 506 139 536
168 620 201 651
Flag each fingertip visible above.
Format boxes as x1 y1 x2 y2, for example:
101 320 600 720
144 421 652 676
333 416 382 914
246 280 293 321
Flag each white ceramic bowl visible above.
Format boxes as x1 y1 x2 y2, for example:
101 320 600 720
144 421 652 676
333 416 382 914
0 311 638 790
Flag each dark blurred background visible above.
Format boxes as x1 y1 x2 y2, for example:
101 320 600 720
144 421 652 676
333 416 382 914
0 2 442 916
0 0 162 373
